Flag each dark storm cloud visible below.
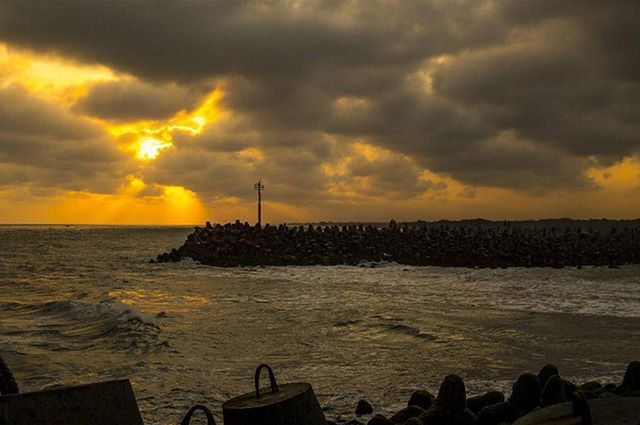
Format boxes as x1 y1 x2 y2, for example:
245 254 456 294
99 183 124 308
0 1 504 81
1 0 639 195
0 85 132 191
74 80 211 121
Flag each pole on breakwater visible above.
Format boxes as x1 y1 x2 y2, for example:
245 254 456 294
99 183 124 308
254 180 264 227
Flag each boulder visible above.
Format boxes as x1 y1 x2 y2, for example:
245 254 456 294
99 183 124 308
599 391 619 399
578 381 602 392
508 373 541 417
536 364 559 389
621 361 640 391
367 414 393 425
467 391 504 415
419 407 477 425
408 390 435 410
435 374 467 414
390 406 426 423
356 400 374 416
540 375 567 407
477 402 514 425
562 379 578 399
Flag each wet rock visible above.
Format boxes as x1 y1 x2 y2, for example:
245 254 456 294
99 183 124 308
508 373 540 417
408 389 435 410
477 402 514 425
537 364 559 389
366 414 392 425
467 391 504 415
435 374 467 414
390 405 426 423
578 381 602 391
541 375 567 407
356 400 374 416
621 361 640 391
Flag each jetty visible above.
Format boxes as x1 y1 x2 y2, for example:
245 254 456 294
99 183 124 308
154 219 640 268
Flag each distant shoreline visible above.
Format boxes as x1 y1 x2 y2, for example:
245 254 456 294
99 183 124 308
3 218 640 227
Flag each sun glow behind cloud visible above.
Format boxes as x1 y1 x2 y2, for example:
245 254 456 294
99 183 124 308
136 137 172 160
104 89 222 161
0 44 227 223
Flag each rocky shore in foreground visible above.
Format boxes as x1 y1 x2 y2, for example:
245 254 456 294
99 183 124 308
154 219 640 267
330 361 640 425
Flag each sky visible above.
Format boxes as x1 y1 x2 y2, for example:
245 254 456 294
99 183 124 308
0 1 639 224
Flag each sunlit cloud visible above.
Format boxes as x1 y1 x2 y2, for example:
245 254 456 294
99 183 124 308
0 43 118 104
104 89 223 161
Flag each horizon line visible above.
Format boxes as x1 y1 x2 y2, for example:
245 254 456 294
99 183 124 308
2 217 640 226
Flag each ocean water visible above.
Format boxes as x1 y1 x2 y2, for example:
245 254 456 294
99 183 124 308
0 225 639 424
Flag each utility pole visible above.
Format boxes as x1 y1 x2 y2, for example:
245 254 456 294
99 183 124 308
254 180 264 227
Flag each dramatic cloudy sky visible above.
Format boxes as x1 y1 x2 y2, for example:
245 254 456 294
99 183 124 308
0 1 639 223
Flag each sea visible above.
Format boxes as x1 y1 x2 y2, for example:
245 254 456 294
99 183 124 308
0 225 639 424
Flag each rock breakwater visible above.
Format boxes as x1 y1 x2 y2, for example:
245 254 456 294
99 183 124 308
154 220 640 267
332 360 640 425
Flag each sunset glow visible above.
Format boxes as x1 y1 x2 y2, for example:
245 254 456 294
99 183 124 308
0 2 639 224
136 137 173 160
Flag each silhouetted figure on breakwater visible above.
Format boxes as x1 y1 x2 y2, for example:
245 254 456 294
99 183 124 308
153 219 640 267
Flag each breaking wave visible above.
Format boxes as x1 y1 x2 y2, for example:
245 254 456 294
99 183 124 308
0 299 166 353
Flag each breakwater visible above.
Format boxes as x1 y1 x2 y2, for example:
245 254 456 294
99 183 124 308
334 361 640 425
154 220 640 267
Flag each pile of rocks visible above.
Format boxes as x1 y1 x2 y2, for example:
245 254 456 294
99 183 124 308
333 361 640 425
153 220 640 267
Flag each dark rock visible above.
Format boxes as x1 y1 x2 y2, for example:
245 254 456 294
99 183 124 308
477 402 514 425
454 409 478 425
604 383 617 392
537 364 559 389
390 406 426 423
563 379 578 399
367 414 392 425
578 381 602 391
408 389 435 410
621 361 640 391
156 220 640 268
419 407 477 425
583 389 603 399
356 400 374 416
599 391 619 399
541 375 567 407
466 391 504 415
508 373 541 417
402 418 423 425
629 390 640 397
435 374 467 414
